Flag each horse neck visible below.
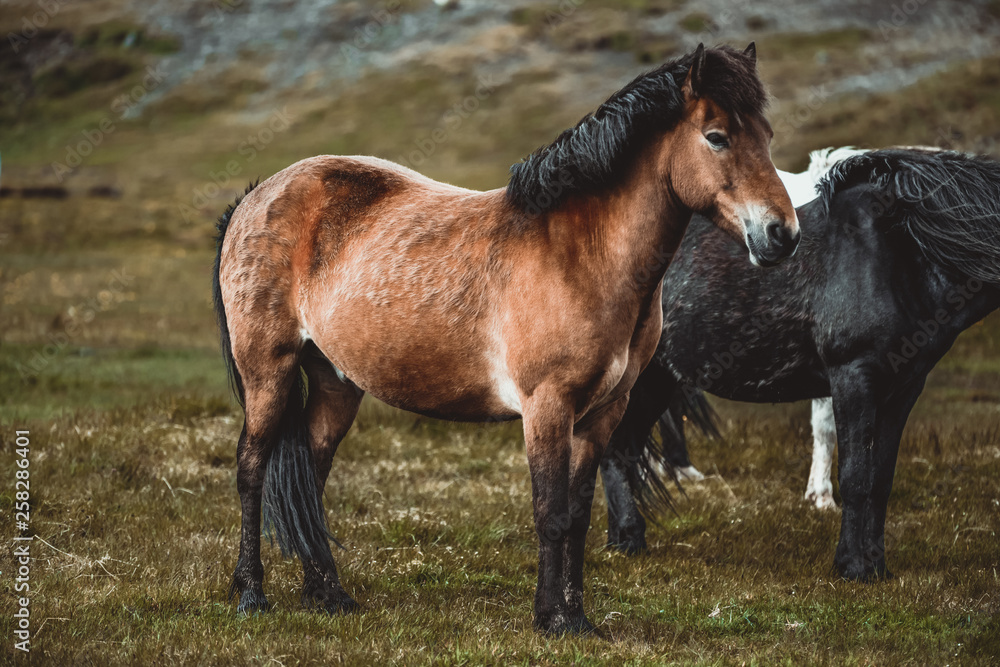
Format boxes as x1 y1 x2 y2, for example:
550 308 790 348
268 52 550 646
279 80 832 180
547 150 691 298
949 277 1000 329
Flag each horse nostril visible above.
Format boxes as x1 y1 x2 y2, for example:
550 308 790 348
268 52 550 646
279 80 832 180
766 221 787 246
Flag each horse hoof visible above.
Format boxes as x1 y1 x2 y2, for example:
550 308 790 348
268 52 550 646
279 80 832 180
806 492 837 510
536 612 598 637
320 595 360 615
869 562 894 581
607 524 647 555
835 556 866 582
237 590 270 615
837 561 892 583
607 536 646 556
567 615 598 636
816 495 837 510
302 588 359 615
676 465 705 482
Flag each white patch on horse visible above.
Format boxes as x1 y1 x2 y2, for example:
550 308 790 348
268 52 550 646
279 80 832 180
676 465 705 482
652 459 704 482
332 364 351 385
493 370 522 414
777 169 821 208
806 397 837 510
807 146 869 184
487 326 522 415
737 202 772 267
778 147 871 209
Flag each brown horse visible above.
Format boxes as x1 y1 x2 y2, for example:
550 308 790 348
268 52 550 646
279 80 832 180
213 43 798 635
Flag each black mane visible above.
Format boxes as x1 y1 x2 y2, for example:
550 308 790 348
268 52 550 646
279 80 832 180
505 45 767 213
820 149 1000 286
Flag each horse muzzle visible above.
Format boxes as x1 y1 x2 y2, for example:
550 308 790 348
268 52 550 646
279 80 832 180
745 216 800 267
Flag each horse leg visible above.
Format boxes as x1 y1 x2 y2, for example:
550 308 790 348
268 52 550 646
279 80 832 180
299 348 364 613
601 366 676 554
564 396 630 630
861 381 924 579
805 397 837 510
600 455 646 555
231 354 300 614
522 391 580 634
829 365 878 581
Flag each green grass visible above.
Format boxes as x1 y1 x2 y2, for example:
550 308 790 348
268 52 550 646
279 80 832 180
0 344 229 422
0 366 997 664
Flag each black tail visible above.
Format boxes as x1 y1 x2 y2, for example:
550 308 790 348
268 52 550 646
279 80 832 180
214 181 337 568
623 382 720 517
261 375 341 564
657 383 720 452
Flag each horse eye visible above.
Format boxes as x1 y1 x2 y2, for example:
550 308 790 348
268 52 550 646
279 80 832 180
706 132 729 149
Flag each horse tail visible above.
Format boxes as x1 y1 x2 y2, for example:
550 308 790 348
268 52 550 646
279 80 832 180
213 181 258 408
612 407 675 520
662 384 720 443
261 373 340 565
214 180 337 567
624 384 720 516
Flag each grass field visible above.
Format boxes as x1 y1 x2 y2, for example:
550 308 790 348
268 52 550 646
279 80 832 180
1 343 999 664
2 3 1000 663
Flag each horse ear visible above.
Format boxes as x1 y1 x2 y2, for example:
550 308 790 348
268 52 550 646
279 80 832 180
683 43 706 98
744 41 757 65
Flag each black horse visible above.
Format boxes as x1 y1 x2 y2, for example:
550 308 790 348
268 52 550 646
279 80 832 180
601 148 1000 581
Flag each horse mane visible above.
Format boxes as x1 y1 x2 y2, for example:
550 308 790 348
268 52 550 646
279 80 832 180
505 45 767 213
819 149 1000 285
805 146 869 185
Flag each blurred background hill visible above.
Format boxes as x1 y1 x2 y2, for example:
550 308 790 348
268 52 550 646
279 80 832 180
2 0 1000 411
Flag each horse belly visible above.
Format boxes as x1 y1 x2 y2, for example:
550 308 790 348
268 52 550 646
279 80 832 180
306 298 517 421
662 324 829 403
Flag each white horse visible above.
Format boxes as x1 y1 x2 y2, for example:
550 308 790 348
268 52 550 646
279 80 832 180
780 146 869 509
